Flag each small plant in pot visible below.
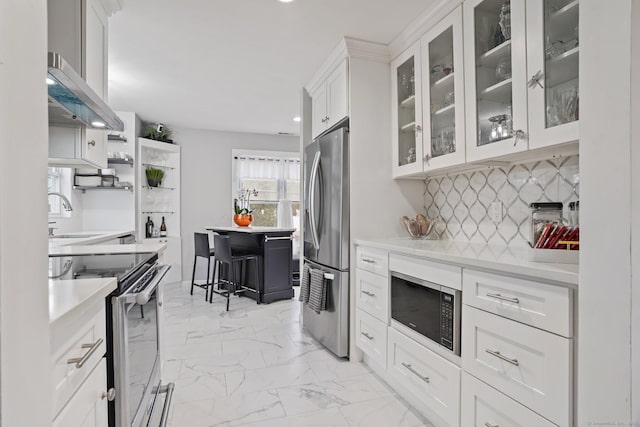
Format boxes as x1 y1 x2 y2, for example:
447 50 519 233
146 167 165 187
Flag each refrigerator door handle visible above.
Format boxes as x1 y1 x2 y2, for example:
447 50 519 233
308 150 321 250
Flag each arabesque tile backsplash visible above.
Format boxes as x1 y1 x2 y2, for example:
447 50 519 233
424 155 579 246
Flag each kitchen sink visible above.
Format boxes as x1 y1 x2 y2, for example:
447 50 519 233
49 234 102 239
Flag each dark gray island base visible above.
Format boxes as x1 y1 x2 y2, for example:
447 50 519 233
205 226 295 303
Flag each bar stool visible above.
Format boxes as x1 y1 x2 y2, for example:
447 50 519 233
210 234 262 307
190 232 217 301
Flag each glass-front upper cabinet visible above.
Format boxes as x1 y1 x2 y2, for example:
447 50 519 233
526 0 579 149
421 6 465 171
464 0 528 162
391 41 424 178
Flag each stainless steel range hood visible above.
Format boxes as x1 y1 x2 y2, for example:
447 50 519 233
47 52 124 131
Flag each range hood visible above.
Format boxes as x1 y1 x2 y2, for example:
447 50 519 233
47 52 124 131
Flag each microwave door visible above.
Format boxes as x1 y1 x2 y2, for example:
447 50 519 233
391 275 441 343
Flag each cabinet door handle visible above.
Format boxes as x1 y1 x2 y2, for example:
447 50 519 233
513 129 526 147
423 154 431 166
320 117 326 123
87 140 96 147
361 290 376 297
325 116 330 122
527 70 544 89
485 423 499 427
486 349 519 366
415 124 422 132
361 258 376 264
401 362 429 383
486 293 520 304
361 332 374 340
102 388 116 401
67 338 104 368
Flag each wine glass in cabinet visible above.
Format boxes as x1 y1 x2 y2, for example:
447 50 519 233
391 41 424 178
421 6 465 172
464 0 528 162
526 0 579 149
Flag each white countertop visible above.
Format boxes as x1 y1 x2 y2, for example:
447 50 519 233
205 225 296 234
355 238 579 287
49 278 117 326
48 230 135 247
49 242 166 256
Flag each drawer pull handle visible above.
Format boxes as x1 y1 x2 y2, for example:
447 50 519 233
486 349 519 366
401 362 430 383
361 332 374 340
102 388 116 401
486 293 520 304
67 338 104 368
485 423 499 427
361 258 376 264
361 290 376 297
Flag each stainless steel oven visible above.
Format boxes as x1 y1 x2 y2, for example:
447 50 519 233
113 262 174 427
391 271 461 355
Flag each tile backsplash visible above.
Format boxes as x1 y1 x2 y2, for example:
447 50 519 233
424 155 579 246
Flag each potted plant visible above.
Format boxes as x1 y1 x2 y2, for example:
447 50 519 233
145 167 165 187
233 188 259 227
142 122 174 143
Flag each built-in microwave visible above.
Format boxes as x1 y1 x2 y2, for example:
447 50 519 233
390 271 461 356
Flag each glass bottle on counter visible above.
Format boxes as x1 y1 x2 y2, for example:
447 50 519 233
160 217 167 237
145 216 154 238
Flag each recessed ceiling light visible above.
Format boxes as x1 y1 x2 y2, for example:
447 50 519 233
293 116 301 122
46 78 56 85
91 121 106 128
278 0 294 3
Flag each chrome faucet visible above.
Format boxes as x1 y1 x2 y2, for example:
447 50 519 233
48 192 73 212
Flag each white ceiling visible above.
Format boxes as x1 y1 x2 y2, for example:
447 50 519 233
108 0 434 136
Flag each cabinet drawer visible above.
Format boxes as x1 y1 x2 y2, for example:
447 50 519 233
356 247 388 277
463 269 572 337
461 372 556 427
356 269 389 322
53 358 108 427
462 306 571 427
389 254 461 291
51 307 106 418
387 328 460 427
355 309 387 368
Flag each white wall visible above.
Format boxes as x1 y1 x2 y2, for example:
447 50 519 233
50 167 85 234
579 1 633 425
176 127 298 280
0 1 51 425
632 0 640 421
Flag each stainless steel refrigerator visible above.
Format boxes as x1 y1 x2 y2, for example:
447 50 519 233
303 124 349 358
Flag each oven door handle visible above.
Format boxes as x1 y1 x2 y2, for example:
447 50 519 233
134 265 171 305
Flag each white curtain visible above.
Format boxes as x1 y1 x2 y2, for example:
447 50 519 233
236 157 282 180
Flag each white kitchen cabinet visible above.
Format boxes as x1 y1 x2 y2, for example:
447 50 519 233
464 0 529 162
526 0 579 149
461 372 556 427
53 358 108 427
146 237 181 283
421 6 466 172
355 308 388 368
391 41 424 178
355 269 389 323
462 305 572 427
310 59 348 139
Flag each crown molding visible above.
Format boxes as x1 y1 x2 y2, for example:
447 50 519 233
388 0 462 60
305 37 390 94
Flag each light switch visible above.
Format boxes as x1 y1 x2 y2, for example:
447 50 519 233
489 201 503 223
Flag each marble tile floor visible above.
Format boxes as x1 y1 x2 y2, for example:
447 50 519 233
161 282 434 427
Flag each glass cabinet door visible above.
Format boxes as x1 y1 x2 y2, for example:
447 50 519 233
391 42 424 178
422 6 465 171
527 0 579 149
464 0 528 162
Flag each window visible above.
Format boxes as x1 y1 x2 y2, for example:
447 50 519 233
48 167 63 215
234 153 300 228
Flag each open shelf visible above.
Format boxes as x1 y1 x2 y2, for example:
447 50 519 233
546 47 579 88
479 78 512 103
478 40 512 68
142 185 175 191
142 211 176 214
73 184 133 193
400 121 417 133
107 134 128 143
108 158 134 165
400 95 416 109
142 163 175 170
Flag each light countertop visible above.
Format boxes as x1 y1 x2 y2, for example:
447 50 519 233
355 238 579 287
49 242 166 257
205 226 296 234
49 277 117 326
48 230 135 247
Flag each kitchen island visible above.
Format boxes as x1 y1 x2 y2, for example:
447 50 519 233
205 226 295 303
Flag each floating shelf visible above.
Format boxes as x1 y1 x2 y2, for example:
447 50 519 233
73 184 133 193
546 47 579 88
479 78 512 103
142 163 175 170
431 104 455 130
142 211 176 214
400 95 416 109
108 158 134 165
400 121 416 133
478 40 512 68
107 134 128 143
142 185 175 191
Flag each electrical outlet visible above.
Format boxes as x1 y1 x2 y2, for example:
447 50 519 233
489 201 504 223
